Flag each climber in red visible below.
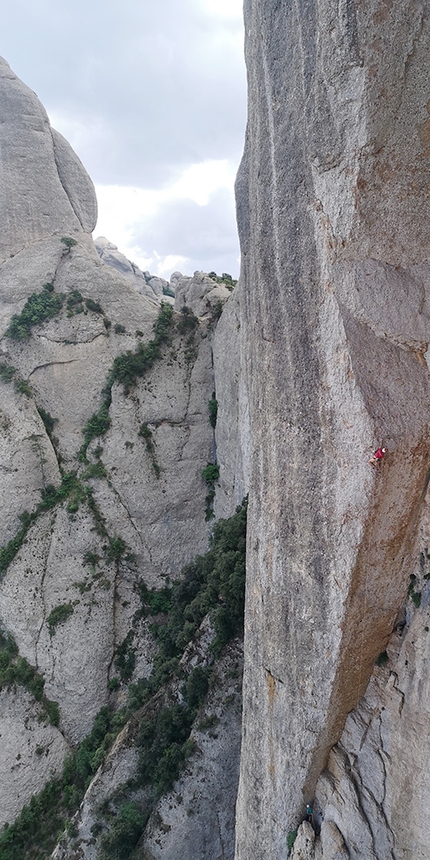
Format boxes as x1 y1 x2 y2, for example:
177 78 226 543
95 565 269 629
369 446 386 469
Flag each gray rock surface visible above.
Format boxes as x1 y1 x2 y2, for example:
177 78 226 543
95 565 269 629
308 492 430 860
93 237 164 303
141 639 243 860
51 631 243 860
0 57 96 261
213 281 250 519
174 271 231 318
0 687 69 830
0 56 230 834
235 2 430 858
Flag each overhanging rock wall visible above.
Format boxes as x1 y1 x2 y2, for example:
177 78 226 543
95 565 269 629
235 3 430 857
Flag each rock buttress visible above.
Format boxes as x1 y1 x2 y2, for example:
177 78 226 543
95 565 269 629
235 2 430 857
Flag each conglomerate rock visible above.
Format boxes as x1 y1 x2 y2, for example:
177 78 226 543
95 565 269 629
235 2 430 858
0 56 238 835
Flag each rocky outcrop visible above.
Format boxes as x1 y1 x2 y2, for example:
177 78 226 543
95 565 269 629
93 237 168 303
0 57 236 836
235 2 430 858
213 281 250 519
0 57 96 261
0 687 69 831
174 271 231 319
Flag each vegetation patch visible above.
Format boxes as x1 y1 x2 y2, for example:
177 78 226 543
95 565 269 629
85 298 103 314
6 283 63 340
177 306 199 364
207 271 237 291
208 394 218 429
61 237 77 252
79 303 173 462
138 423 161 477
0 500 247 859
287 829 298 850
99 801 146 859
0 362 32 398
0 706 123 860
66 290 84 316
114 631 136 682
47 603 76 636
376 650 389 667
0 471 88 578
408 573 422 608
0 630 59 726
201 463 220 521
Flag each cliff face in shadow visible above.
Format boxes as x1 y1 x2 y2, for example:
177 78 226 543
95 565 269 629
235 2 430 858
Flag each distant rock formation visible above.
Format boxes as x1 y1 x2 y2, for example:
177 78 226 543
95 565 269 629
0 56 245 855
93 237 170 304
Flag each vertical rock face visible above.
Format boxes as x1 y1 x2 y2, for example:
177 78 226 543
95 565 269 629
235 2 430 858
0 57 97 259
0 57 236 837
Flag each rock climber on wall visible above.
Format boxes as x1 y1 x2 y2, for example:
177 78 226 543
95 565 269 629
369 446 386 469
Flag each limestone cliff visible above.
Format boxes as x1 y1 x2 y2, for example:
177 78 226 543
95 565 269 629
0 56 243 856
235 2 430 859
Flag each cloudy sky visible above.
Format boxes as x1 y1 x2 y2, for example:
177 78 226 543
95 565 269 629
2 0 246 279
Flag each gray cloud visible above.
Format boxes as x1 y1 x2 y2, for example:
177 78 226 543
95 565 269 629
2 0 246 276
3 0 246 185
128 188 240 277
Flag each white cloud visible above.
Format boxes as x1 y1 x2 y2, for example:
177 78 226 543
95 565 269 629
199 0 243 20
3 0 245 280
94 158 239 275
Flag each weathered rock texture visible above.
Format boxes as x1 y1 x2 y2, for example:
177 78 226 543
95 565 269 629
94 237 168 303
0 56 239 840
235 2 430 858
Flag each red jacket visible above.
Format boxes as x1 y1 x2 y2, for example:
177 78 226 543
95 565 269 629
374 447 385 460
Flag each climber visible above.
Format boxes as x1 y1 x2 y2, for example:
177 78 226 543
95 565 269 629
369 446 386 469
306 804 313 823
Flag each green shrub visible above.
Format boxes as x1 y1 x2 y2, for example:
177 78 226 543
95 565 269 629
61 236 77 250
207 271 237 290
114 631 136 682
37 407 57 438
6 289 63 339
208 395 218 428
138 423 161 476
184 666 209 711
287 829 298 850
47 603 75 636
177 306 198 335
201 463 220 521
100 802 146 860
79 401 111 461
83 462 107 480
14 378 32 397
66 290 84 315
201 463 220 483
0 362 16 383
106 537 126 563
85 298 103 313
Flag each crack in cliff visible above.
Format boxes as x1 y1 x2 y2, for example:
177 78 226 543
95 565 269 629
34 511 56 677
49 128 85 231
28 359 81 377
376 714 396 855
